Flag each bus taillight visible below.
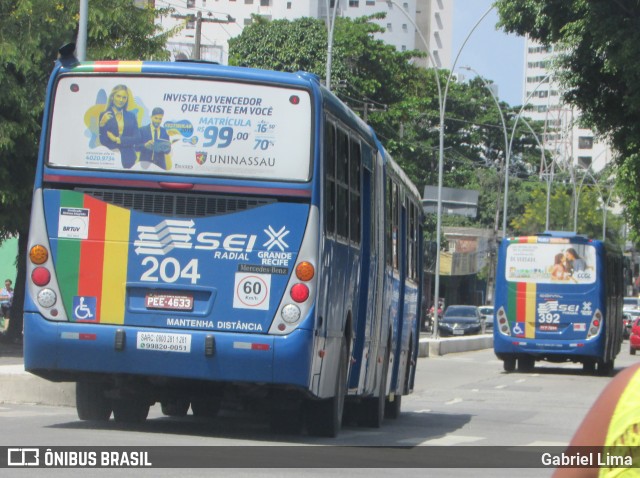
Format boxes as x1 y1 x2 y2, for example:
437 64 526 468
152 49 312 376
31 267 51 286
29 244 49 264
295 262 315 281
290 283 310 303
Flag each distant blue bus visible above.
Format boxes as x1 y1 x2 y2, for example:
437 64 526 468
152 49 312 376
24 50 423 437
493 233 623 375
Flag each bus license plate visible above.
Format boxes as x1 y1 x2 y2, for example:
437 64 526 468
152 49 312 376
145 293 193 311
453 329 464 335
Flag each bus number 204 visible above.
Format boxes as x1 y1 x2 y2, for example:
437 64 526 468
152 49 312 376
140 257 201 284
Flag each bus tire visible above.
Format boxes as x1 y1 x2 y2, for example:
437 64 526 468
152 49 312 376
161 398 190 417
191 396 222 418
517 356 535 373
359 349 388 428
503 357 516 372
583 361 596 374
597 359 615 377
306 338 348 437
76 380 112 421
631 346 636 356
385 394 402 419
112 398 149 423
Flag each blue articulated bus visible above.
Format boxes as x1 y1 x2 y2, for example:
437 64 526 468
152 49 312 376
493 232 623 375
24 46 424 437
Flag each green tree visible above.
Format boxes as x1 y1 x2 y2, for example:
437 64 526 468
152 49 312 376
494 0 640 239
0 0 172 340
228 15 420 106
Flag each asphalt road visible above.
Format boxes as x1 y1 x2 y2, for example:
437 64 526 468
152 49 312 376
2 345 638 477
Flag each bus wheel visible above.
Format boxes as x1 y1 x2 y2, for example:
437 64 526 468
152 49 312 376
112 398 150 423
503 357 516 373
76 380 112 421
191 396 222 418
597 359 615 377
583 361 596 374
385 394 402 419
306 338 348 437
161 398 190 417
631 346 636 356
517 356 535 373
359 350 388 427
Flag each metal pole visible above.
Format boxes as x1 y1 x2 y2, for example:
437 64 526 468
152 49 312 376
503 72 553 237
325 0 340 90
194 11 202 60
385 1 492 336
78 0 89 61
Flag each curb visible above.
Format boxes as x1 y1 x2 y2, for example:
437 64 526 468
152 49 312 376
418 333 493 357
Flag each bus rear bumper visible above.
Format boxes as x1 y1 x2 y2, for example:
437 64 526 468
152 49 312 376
494 336 602 359
23 313 314 390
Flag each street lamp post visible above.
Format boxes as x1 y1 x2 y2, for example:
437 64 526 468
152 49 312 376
572 167 615 239
383 1 493 337
325 0 340 90
460 66 509 235
502 72 554 237
78 0 89 60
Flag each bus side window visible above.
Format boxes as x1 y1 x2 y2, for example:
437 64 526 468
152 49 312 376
336 128 349 240
349 138 361 245
392 181 399 271
385 178 393 267
324 120 336 236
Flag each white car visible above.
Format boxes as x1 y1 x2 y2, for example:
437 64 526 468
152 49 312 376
477 305 494 331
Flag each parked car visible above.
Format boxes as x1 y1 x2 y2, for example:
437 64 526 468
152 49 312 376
438 305 484 337
623 308 640 339
630 318 640 354
477 305 494 330
624 296 640 310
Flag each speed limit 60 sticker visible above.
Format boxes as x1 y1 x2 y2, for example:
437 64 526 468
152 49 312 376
233 272 271 310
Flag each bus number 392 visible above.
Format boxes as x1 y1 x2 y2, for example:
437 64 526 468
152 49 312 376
539 313 560 324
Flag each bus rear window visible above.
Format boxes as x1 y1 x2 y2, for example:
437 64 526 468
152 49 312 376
505 243 596 284
47 75 312 182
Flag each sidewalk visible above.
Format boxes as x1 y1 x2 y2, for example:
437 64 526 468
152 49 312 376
0 334 493 407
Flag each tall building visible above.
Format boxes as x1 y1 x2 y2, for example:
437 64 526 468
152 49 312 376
153 0 452 69
523 38 613 173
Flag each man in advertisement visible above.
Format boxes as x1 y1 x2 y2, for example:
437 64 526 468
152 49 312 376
137 107 172 170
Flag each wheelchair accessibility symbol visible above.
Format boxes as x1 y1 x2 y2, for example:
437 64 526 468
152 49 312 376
72 296 97 321
512 323 524 336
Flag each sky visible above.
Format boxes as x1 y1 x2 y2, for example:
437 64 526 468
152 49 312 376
451 0 525 106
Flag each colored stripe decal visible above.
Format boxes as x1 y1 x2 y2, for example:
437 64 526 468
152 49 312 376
100 205 131 324
77 195 107 322
72 61 143 73
525 282 536 338
516 282 526 332
56 191 83 317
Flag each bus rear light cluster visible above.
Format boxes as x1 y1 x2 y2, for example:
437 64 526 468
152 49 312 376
281 262 314 322
270 208 320 335
29 244 58 310
586 309 603 340
497 306 511 336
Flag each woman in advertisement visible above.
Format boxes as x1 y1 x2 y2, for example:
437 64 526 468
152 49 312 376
98 84 140 168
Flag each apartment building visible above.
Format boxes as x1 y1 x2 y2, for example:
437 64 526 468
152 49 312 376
152 0 452 69
523 38 613 173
